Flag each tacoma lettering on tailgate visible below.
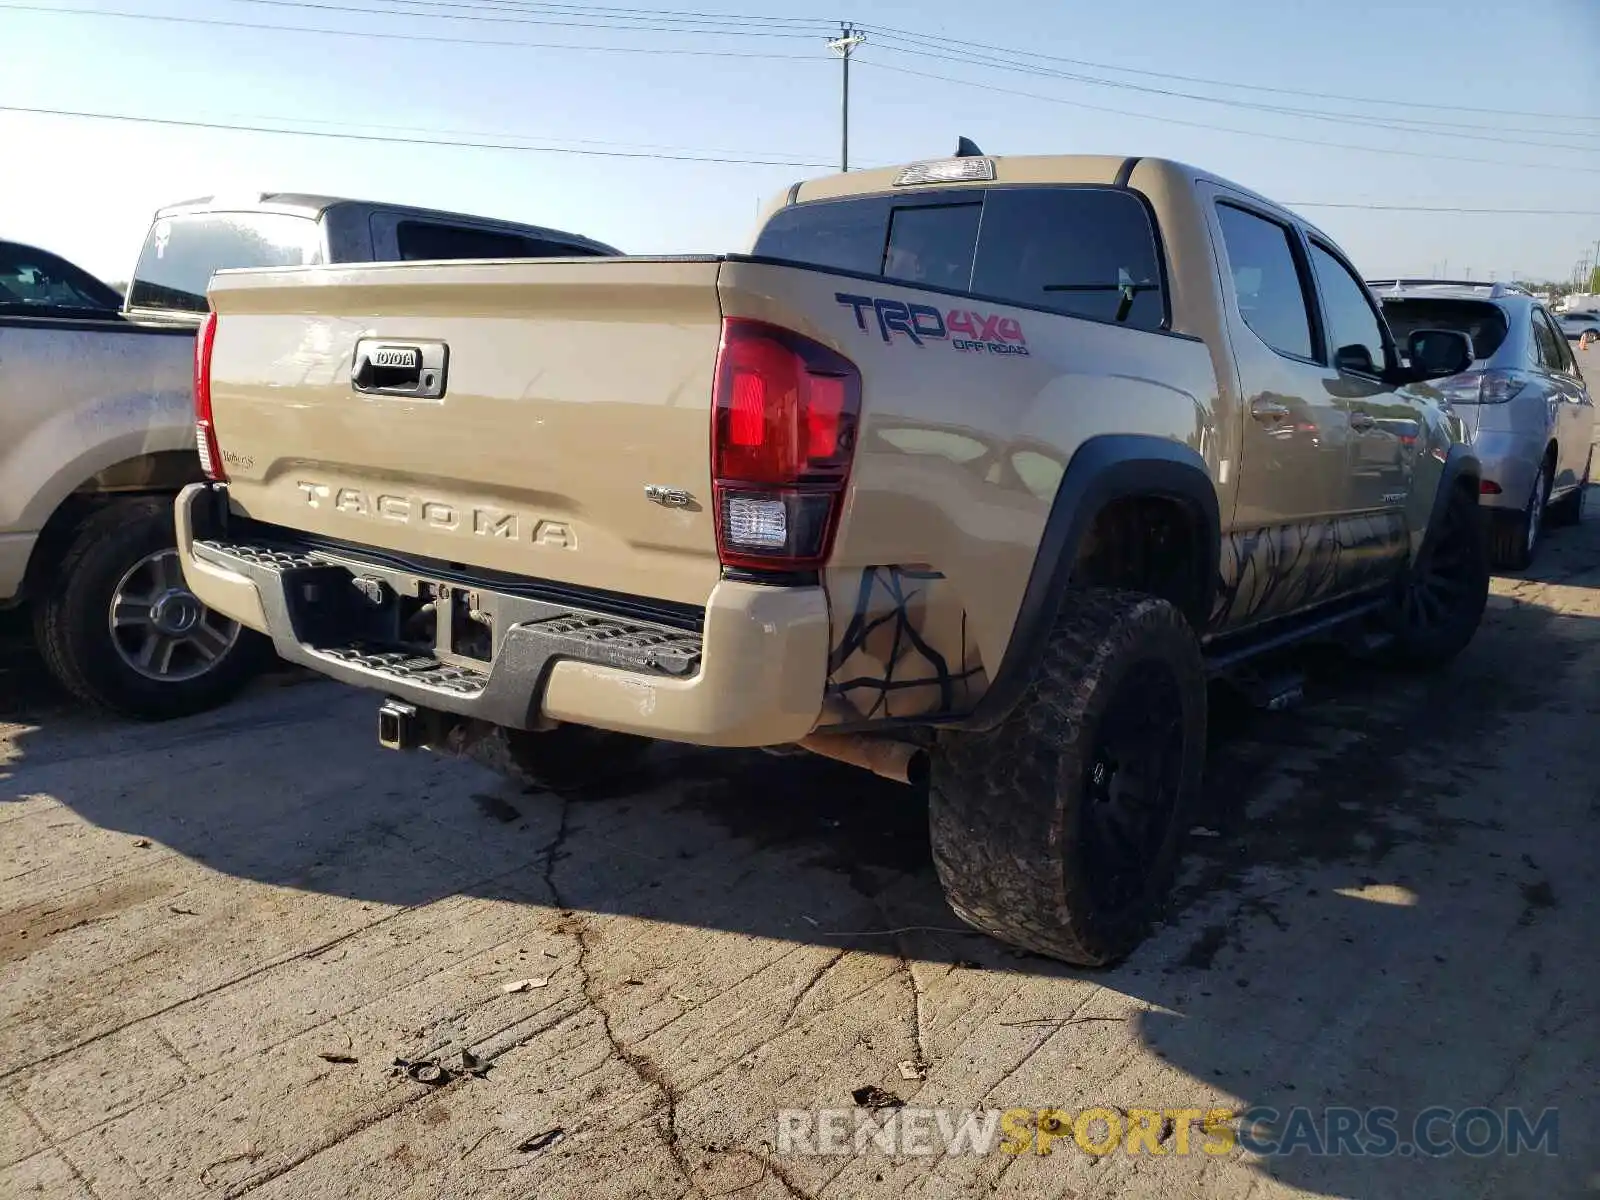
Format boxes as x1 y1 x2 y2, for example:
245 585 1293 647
295 482 576 549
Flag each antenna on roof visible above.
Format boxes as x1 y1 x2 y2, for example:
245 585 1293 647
954 136 984 158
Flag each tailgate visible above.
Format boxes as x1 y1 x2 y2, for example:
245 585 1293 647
205 257 726 607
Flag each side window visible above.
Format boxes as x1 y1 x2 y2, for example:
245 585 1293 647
1308 242 1388 375
395 222 533 261
0 243 120 311
882 203 981 292
1534 309 1575 374
1214 204 1315 360
970 188 1165 329
1531 309 1565 372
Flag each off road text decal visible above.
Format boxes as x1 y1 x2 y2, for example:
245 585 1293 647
835 292 1030 356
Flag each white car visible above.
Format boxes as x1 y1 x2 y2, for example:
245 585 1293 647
1558 311 1600 341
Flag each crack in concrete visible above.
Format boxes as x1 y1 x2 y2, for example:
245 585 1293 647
888 928 931 1080
222 1080 439 1198
780 949 846 1030
723 1147 820 1200
542 792 702 1197
1484 985 1568 1110
0 890 478 1086
981 984 1106 1106
11 1091 110 1200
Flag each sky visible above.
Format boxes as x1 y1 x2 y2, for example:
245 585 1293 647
1 0 1597 286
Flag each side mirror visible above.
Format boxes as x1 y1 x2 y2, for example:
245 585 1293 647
1333 343 1376 375
1408 329 1474 378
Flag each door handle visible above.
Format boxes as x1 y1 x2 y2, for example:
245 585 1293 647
1251 399 1290 424
1349 411 1375 430
352 339 448 399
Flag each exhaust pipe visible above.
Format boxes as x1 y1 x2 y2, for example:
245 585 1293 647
799 732 928 785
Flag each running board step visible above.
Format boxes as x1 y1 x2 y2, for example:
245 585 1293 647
1227 668 1305 712
1204 595 1389 674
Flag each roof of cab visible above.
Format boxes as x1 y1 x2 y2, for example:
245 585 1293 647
151 193 619 254
785 153 1324 236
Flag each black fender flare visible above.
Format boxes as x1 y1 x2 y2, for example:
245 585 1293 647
960 434 1220 732
1418 443 1482 563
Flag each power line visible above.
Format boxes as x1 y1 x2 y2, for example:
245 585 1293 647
1287 202 1600 215
858 22 1600 125
221 0 820 37
3 99 1595 216
0 2 825 57
300 0 822 29
361 0 818 24
857 58 1600 176
0 101 833 166
863 38 1600 152
204 107 820 159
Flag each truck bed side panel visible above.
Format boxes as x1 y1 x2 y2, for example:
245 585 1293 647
716 259 1221 725
0 318 195 571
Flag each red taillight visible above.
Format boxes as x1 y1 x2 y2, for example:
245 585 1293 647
194 309 226 482
1480 479 1502 495
711 319 860 571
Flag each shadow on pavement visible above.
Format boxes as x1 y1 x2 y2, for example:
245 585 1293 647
3 510 1597 1197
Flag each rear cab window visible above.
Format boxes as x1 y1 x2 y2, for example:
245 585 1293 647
882 203 981 291
394 221 608 261
129 212 325 314
1378 297 1508 362
751 185 1168 332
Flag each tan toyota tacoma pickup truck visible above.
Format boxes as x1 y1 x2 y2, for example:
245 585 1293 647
176 150 1490 964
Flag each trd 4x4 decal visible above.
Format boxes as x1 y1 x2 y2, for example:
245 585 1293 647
836 292 1030 356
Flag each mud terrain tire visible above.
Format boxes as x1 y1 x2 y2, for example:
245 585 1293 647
1391 483 1490 668
929 589 1206 966
501 725 655 794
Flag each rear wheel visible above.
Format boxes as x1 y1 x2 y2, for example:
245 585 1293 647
928 589 1205 966
500 724 655 793
1547 450 1589 528
1490 461 1550 570
1390 484 1490 668
33 498 269 719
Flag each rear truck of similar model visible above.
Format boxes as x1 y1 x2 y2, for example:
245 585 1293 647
175 152 1489 963
0 198 617 718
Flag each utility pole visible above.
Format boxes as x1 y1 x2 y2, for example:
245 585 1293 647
828 23 865 172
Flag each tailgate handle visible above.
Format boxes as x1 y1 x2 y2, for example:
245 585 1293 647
352 340 448 399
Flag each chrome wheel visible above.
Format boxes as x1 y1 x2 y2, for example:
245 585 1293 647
108 549 241 682
1525 467 1549 556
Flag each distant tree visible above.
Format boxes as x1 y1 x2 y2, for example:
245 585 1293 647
106 281 127 298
